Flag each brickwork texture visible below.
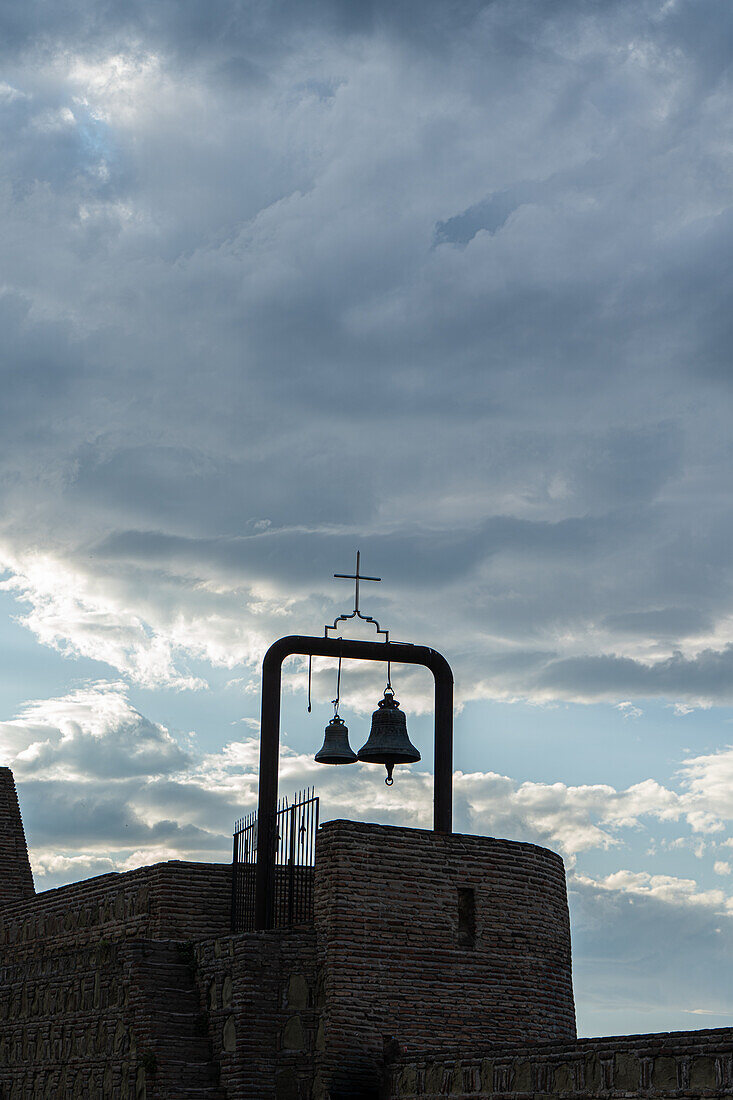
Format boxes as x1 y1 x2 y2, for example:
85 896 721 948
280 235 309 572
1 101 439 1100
0 769 34 905
0 769 729 1099
314 820 576 1099
384 1027 733 1098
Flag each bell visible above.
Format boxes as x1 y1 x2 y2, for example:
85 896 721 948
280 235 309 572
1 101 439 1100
357 688 420 785
315 715 358 765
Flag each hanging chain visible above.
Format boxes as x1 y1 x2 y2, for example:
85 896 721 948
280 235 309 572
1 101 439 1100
307 653 312 713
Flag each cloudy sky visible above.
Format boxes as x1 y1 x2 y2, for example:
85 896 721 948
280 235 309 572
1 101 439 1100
2 0 733 1037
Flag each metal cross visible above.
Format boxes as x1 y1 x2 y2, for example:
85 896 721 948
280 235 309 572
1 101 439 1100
334 551 381 614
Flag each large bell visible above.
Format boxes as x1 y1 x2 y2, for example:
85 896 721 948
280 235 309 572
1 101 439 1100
315 715 358 765
357 688 420 784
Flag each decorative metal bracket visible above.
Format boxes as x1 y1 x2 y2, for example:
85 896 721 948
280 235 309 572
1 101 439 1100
326 550 389 640
325 610 389 642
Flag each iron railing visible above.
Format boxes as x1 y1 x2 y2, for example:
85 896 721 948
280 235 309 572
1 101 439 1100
231 788 319 932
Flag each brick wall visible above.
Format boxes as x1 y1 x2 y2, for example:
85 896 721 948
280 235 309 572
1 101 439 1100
0 768 34 904
15 790 730 1100
0 860 231 1097
314 821 576 1100
195 928 320 1100
0 849 320 1098
0 938 145 1097
384 1027 733 1098
0 860 231 960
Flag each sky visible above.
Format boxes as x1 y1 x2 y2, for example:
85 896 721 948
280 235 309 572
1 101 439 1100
1 0 733 1038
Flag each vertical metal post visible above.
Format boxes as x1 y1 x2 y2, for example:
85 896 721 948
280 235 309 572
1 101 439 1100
433 661 453 834
255 653 282 930
230 828 238 932
287 802 296 925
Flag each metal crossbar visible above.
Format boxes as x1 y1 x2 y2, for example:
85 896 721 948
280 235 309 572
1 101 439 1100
231 789 318 932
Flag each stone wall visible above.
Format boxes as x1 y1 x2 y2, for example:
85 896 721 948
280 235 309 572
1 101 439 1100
314 821 576 1100
384 1027 733 1098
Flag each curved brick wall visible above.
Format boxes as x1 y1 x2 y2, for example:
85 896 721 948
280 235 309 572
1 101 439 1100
314 821 576 1099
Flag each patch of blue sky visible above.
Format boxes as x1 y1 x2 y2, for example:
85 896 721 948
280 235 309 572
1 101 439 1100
456 698 733 790
71 103 116 180
133 664 260 753
0 590 114 717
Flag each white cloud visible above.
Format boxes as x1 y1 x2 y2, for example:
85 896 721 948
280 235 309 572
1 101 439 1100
0 680 190 781
0 551 208 690
678 745 733 826
11 678 733 894
574 869 731 914
616 701 643 720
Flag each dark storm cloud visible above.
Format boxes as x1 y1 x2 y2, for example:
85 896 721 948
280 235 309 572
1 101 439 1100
0 0 523 62
19 779 213 849
1 0 733 703
93 510 610 587
603 608 712 639
539 646 733 705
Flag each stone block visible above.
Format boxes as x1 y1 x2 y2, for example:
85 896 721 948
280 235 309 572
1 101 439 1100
282 1014 305 1051
287 972 309 1010
653 1054 678 1090
614 1050 637 1089
690 1054 716 1090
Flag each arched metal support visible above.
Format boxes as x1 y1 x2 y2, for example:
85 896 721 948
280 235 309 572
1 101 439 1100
255 634 454 929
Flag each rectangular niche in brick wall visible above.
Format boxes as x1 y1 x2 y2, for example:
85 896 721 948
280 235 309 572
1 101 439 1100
457 887 476 949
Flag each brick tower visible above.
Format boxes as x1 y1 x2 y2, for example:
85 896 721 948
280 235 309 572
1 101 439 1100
0 767 34 903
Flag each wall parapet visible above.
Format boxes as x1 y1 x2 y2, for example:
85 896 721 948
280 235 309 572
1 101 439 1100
0 860 231 960
385 1027 733 1099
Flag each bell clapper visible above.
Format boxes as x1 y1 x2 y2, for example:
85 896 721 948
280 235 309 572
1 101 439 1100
385 763 395 786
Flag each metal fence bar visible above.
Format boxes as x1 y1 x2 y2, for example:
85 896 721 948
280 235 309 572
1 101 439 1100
232 789 318 932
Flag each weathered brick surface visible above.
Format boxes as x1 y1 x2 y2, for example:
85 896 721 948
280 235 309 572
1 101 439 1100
0 938 143 1097
314 821 576 1100
0 860 231 1097
0 859 231 960
195 927 319 1100
124 940 226 1098
384 1026 733 1098
0 768 34 904
0 785 727 1100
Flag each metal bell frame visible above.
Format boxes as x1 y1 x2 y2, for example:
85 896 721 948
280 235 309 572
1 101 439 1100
255 553 453 928
256 634 453 929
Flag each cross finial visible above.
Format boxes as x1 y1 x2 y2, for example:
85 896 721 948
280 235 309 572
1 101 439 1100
334 550 381 614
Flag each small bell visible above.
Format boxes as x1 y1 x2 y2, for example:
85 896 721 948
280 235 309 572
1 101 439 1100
315 715 358 765
357 687 420 785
